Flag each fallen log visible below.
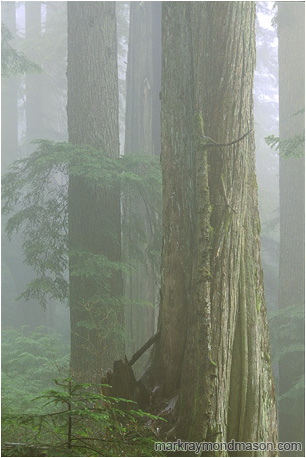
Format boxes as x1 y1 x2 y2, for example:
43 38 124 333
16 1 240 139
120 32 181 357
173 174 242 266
2 442 48 457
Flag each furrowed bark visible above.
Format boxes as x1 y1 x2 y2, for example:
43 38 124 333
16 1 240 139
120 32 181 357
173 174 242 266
147 3 278 452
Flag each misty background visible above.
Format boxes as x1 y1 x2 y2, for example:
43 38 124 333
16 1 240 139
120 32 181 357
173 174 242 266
1 1 304 455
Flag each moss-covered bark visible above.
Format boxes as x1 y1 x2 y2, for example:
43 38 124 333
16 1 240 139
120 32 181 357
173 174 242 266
198 3 277 448
148 2 278 453
67 2 123 379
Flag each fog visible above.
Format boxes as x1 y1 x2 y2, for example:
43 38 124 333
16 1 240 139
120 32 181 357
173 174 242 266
1 2 304 456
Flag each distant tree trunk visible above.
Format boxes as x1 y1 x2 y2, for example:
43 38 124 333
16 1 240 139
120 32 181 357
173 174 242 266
67 2 123 380
278 2 305 452
124 1 161 373
25 1 43 148
125 1 161 157
1 1 18 170
147 2 278 449
17 1 47 328
41 1 67 142
1 1 23 328
39 1 67 330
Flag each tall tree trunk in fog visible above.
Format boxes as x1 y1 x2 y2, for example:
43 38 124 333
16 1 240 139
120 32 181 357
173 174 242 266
25 1 43 148
1 1 18 171
1 1 24 328
125 2 161 157
124 1 161 370
67 2 123 380
40 1 68 330
2 3 45 330
148 2 277 447
19 1 47 327
278 2 305 452
42 2 67 141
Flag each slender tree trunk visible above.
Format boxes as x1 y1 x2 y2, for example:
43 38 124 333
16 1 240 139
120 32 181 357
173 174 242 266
25 2 43 149
45 2 68 329
1 1 18 171
42 1 67 142
278 2 305 453
125 1 161 157
148 2 277 450
1 1 23 328
17 1 47 328
67 2 123 380
124 1 161 372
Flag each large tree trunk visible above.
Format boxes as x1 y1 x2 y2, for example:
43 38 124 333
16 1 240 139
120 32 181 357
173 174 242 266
124 1 161 373
67 2 123 380
148 2 277 450
278 2 305 453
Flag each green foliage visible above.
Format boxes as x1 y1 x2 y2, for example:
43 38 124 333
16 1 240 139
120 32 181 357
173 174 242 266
2 140 162 310
265 107 305 158
265 133 305 159
2 328 162 456
2 326 69 415
2 378 163 457
1 22 42 78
